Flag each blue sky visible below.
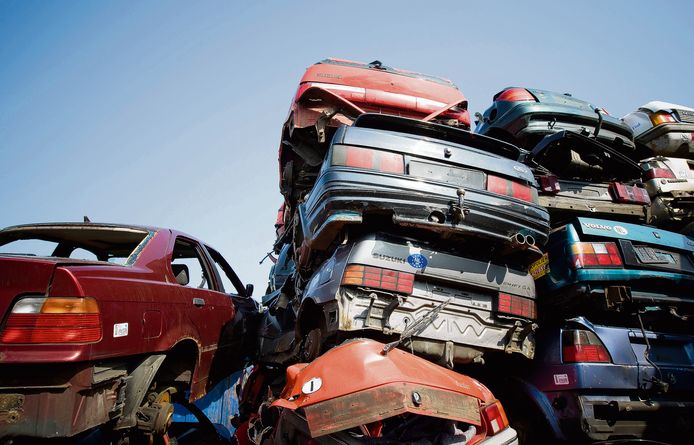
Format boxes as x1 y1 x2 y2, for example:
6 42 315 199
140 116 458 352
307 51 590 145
1 0 693 291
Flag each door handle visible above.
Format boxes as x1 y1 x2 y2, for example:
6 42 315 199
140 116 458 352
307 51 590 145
193 298 206 307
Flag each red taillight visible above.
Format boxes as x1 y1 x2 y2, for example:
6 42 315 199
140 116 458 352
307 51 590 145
538 175 561 194
495 88 536 102
481 400 509 436
570 242 622 269
650 111 677 126
0 297 101 344
497 293 537 320
609 182 651 205
644 167 676 180
487 174 536 203
562 329 611 363
332 145 404 174
342 265 414 294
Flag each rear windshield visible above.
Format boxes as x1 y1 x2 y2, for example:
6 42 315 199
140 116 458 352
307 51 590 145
0 225 153 266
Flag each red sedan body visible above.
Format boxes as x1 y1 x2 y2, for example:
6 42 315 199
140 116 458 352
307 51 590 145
0 223 252 439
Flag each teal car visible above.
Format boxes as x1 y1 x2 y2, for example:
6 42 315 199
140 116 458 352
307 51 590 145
475 87 635 153
534 217 694 318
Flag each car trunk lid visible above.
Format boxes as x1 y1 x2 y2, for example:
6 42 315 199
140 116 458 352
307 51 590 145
628 329 694 393
0 256 58 320
345 114 537 194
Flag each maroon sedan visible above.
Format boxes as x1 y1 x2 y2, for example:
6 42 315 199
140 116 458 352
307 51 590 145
0 222 255 442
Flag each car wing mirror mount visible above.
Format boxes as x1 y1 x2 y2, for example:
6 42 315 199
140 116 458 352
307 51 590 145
245 284 254 298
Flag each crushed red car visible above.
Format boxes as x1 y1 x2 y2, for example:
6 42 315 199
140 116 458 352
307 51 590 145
0 222 256 442
237 339 518 445
278 58 471 209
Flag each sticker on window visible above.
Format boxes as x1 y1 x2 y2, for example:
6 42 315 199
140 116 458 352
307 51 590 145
113 322 129 338
529 254 549 279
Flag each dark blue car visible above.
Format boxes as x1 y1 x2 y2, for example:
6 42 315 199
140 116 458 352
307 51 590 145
500 316 694 444
495 217 694 443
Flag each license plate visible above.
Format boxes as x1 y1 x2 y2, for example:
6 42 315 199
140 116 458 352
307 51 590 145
634 246 672 264
408 161 485 189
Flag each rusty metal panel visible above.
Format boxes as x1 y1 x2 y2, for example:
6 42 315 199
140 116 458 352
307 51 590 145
303 382 480 437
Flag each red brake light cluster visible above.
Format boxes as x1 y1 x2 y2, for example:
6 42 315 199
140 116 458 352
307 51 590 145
481 400 510 436
497 293 537 320
342 264 415 294
0 297 101 344
609 182 650 205
570 242 622 269
562 329 611 363
495 88 536 103
644 167 676 180
487 174 536 203
332 145 404 174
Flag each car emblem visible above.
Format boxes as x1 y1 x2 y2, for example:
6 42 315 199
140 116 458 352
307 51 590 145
513 165 528 174
407 253 428 269
444 147 452 158
613 226 628 235
301 377 322 394
653 231 661 239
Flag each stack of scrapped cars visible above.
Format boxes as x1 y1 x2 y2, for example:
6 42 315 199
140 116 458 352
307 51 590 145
236 59 552 444
475 88 694 444
624 101 694 233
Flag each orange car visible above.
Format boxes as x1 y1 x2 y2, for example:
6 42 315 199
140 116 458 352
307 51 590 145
238 339 518 445
278 58 470 208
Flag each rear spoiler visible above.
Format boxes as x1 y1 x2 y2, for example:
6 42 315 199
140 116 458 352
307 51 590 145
353 113 527 162
529 130 642 180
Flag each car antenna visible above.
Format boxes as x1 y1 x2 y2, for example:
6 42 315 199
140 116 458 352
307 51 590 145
83 216 91 223
382 298 451 355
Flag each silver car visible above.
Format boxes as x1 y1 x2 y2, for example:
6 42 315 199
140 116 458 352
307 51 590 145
291 232 538 366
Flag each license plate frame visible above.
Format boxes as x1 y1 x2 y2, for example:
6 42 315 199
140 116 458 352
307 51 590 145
408 161 485 189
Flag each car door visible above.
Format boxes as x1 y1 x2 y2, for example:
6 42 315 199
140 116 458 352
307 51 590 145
202 244 255 384
169 237 234 391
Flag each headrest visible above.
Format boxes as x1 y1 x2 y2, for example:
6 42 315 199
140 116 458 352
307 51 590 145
171 263 190 286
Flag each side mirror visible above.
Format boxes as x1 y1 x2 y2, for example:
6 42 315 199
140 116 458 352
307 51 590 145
474 111 484 126
245 284 254 298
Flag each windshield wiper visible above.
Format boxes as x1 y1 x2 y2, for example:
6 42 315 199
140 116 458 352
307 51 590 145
382 298 451 355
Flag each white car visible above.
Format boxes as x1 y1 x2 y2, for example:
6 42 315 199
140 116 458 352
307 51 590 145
641 156 694 231
623 101 694 157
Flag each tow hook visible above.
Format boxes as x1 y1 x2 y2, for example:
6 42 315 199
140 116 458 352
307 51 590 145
450 188 469 224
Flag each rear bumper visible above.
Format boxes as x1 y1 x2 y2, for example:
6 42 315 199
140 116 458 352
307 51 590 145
637 124 694 156
492 107 634 148
542 282 694 311
0 362 123 438
301 170 549 254
336 286 537 362
575 394 694 442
